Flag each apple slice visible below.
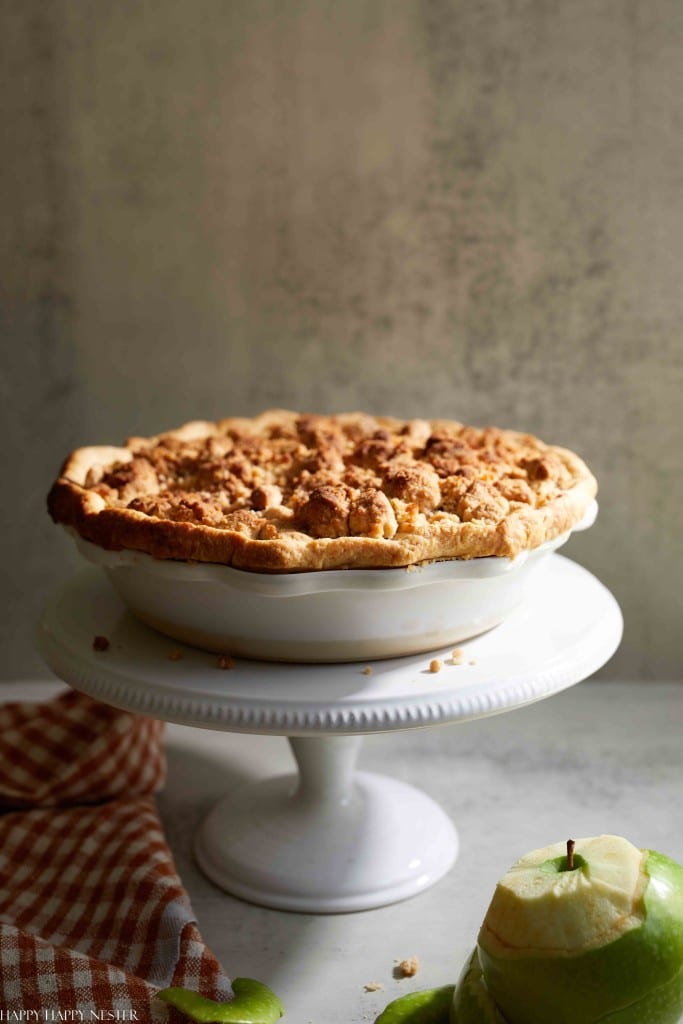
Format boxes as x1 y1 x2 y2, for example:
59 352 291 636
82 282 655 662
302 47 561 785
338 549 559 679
156 978 284 1023
477 836 683 1024
374 984 455 1023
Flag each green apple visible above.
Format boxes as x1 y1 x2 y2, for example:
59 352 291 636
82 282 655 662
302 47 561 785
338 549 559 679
475 835 683 1024
449 949 505 1023
156 977 284 1023
374 984 455 1023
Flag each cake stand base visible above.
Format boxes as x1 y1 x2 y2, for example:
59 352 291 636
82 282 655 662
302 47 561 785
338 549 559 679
195 736 457 912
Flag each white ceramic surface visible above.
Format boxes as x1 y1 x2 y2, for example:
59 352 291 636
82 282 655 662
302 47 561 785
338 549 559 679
37 552 619 736
37 556 621 913
65 501 598 661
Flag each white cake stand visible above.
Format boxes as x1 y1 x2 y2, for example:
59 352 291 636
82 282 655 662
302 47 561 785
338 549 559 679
37 556 622 914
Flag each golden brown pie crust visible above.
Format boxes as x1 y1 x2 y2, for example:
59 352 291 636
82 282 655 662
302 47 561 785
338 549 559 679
47 410 597 571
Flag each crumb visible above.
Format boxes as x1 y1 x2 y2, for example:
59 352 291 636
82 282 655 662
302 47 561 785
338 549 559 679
469 658 478 665
93 635 110 652
361 666 373 675
217 654 235 670
451 648 464 664
364 982 383 993
396 955 420 978
168 649 183 661
429 658 442 673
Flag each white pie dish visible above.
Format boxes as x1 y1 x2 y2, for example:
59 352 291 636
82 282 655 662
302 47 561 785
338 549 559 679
63 501 597 662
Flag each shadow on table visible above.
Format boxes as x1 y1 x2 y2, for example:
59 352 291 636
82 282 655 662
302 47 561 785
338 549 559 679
155 736 380 995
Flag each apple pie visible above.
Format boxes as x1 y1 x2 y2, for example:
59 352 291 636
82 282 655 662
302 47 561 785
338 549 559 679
48 410 597 571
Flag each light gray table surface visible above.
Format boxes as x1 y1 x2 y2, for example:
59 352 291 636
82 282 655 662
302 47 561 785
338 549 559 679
6 679 683 1024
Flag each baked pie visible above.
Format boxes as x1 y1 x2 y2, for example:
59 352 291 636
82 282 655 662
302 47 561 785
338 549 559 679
48 410 597 572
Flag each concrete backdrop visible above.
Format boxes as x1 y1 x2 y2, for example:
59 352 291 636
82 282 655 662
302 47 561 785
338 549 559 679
2 0 682 681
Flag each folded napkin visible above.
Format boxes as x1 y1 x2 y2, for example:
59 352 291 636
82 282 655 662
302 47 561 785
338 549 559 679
0 690 232 1020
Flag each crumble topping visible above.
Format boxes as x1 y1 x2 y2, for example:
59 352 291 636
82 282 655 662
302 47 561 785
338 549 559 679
49 410 597 570
457 481 510 524
396 956 420 978
383 464 441 512
83 416 573 531
348 488 397 539
294 484 351 538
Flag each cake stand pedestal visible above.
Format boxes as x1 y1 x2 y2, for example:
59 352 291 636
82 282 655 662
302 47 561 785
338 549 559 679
37 555 622 913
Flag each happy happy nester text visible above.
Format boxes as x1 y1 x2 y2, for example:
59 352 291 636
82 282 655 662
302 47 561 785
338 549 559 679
0 1013 138 1021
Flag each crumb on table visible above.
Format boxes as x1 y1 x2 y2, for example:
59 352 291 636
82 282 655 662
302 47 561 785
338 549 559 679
469 658 478 665
396 955 420 978
361 666 373 675
451 648 464 665
217 654 235 670
92 635 110 652
429 658 442 673
168 649 183 661
364 982 383 993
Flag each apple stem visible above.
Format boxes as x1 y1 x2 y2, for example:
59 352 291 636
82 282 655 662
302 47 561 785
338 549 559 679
566 839 576 871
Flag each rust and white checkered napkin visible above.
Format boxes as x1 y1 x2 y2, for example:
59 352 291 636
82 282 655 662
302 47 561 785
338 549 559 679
0 689 232 1020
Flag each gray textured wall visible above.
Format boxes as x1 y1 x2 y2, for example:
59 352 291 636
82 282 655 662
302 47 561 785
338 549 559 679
3 1 682 681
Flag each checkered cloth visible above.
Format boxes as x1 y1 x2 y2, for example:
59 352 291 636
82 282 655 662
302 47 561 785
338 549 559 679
0 690 232 1020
